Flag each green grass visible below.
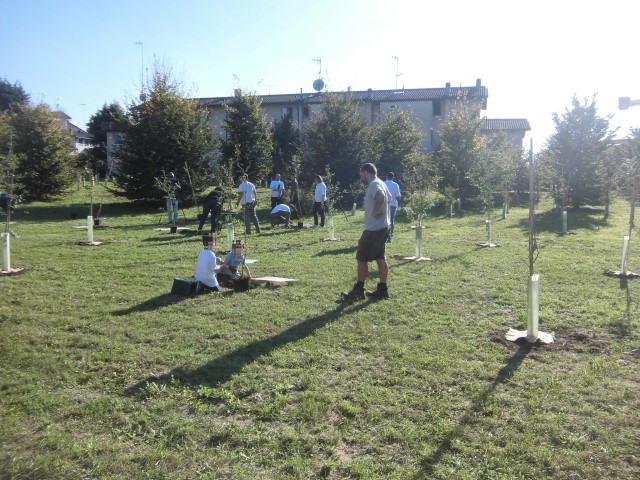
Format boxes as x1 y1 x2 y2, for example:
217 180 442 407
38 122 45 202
1 184 638 479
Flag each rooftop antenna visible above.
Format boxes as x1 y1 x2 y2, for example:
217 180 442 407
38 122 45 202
312 58 325 92
392 56 402 90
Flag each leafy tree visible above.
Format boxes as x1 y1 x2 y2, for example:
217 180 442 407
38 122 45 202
218 89 273 183
0 78 30 112
0 103 73 200
365 109 423 180
85 103 126 175
539 95 616 208
302 91 368 187
435 103 485 203
472 132 522 215
271 115 301 178
115 67 214 199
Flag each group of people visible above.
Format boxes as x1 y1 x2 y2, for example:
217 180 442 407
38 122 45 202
188 164 401 300
194 235 252 293
237 173 300 233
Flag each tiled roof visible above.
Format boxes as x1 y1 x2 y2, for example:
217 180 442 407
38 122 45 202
482 119 531 131
198 85 489 107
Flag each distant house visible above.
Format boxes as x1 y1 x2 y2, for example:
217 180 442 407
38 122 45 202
53 111 93 154
198 79 530 152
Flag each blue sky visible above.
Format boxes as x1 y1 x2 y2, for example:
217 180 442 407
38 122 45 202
2 0 639 150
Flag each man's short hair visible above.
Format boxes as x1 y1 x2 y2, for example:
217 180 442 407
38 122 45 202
387 172 394 180
314 175 323 183
360 163 377 176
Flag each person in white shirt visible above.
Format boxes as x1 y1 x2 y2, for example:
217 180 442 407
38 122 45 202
269 173 285 208
236 175 261 234
313 175 327 227
271 203 291 227
343 163 391 301
384 172 402 242
194 234 220 293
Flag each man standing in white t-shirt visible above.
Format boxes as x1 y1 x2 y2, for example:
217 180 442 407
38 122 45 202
313 175 327 227
384 172 401 243
269 173 285 208
343 163 391 301
236 175 261 234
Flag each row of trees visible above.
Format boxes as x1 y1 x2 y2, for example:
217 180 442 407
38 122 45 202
2 69 639 214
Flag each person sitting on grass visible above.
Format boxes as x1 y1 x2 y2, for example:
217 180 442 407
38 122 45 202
217 240 253 288
194 233 220 294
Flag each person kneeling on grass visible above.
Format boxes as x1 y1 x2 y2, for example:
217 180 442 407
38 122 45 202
217 240 253 288
194 234 220 294
270 203 291 227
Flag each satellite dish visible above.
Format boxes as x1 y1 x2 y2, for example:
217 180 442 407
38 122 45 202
313 78 325 92
139 92 147 102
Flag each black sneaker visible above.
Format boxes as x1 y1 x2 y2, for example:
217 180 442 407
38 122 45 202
341 284 365 301
366 284 389 300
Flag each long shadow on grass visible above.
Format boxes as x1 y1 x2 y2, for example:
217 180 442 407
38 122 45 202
112 293 191 316
313 246 357 257
416 340 534 478
512 207 607 234
124 299 374 395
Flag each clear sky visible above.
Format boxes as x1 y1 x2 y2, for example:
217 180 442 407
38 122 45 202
2 0 639 151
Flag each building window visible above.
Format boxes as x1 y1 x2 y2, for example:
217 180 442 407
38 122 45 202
433 100 441 116
303 105 311 118
281 107 292 119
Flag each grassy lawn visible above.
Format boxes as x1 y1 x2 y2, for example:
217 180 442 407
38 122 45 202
1 184 638 479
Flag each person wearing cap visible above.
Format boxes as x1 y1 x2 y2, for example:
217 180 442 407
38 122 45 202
194 234 220 293
384 172 402 242
269 173 285 208
270 203 291 228
236 175 261 234
165 171 181 225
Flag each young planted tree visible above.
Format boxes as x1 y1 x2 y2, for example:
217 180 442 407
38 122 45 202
219 89 273 183
302 91 367 187
539 95 617 208
402 152 441 260
470 135 518 245
116 66 213 199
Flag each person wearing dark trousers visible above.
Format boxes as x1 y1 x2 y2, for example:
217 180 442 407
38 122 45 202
236 175 261 234
198 187 224 233
269 173 285 208
289 176 299 211
313 175 327 227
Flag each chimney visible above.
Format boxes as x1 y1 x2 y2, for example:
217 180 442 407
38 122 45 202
445 82 451 95
476 78 481 88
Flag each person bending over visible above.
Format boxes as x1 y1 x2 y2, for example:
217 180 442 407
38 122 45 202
271 203 291 227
